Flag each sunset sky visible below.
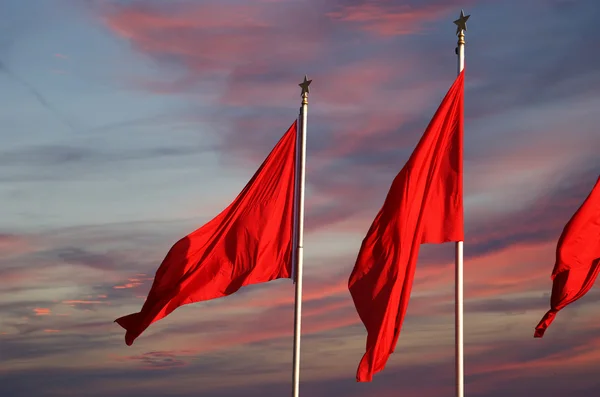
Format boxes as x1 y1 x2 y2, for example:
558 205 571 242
1 0 600 396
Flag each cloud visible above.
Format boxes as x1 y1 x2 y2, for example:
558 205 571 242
465 166 600 258
97 0 439 173
123 351 189 370
94 0 600 244
0 60 77 132
52 247 120 272
62 300 107 306
101 1 331 96
0 143 213 170
326 0 479 36
113 281 143 290
0 233 32 258
33 308 50 316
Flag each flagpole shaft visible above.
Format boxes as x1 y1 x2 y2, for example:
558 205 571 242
292 88 308 397
455 241 464 397
455 20 466 397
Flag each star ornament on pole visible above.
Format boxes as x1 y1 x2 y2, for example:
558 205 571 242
453 9 470 35
299 75 312 96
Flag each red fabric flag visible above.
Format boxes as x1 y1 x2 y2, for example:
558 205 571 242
348 71 465 382
116 121 298 345
534 176 600 338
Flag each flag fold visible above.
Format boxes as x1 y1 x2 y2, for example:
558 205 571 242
349 71 465 382
116 121 298 345
535 176 600 338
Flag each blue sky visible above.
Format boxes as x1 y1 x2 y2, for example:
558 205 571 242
1 0 600 396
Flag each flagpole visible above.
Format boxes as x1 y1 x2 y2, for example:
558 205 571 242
453 9 469 397
292 75 311 397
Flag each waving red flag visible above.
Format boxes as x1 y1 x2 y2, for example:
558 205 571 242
535 176 600 338
349 71 465 382
116 121 297 345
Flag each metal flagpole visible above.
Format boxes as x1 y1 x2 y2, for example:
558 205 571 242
453 9 469 397
292 75 311 397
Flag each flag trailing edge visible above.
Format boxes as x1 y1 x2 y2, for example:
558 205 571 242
348 70 465 382
535 176 600 338
115 120 299 346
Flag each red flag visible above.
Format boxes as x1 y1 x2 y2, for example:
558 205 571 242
116 121 298 345
534 176 600 338
348 71 464 382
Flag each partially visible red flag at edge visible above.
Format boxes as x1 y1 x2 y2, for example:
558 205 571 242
348 70 465 382
116 121 298 346
534 176 600 338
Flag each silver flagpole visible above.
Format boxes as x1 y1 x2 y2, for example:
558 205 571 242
292 75 311 397
453 9 469 397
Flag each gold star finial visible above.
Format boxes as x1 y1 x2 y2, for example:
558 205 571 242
299 75 312 96
453 9 470 35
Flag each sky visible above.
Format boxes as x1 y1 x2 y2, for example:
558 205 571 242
1 0 600 396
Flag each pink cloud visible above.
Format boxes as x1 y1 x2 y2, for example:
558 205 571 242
0 233 32 258
34 308 51 316
471 336 600 379
62 300 106 305
327 1 478 36
146 303 359 357
231 274 348 311
113 276 152 289
101 1 328 95
98 0 461 196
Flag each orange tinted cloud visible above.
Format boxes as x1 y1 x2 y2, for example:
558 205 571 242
62 300 105 305
34 308 51 315
113 276 152 289
113 283 140 289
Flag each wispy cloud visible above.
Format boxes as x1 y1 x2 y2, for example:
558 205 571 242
0 60 77 132
33 308 51 316
326 0 480 36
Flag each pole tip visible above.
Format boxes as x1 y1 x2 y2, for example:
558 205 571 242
453 9 470 35
299 75 312 96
